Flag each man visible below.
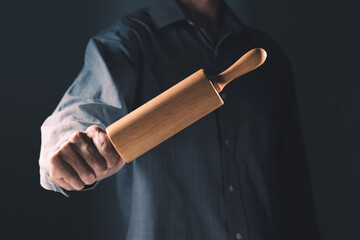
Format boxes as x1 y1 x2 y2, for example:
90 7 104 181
39 0 319 239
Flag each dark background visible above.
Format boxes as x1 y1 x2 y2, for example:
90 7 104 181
1 0 359 239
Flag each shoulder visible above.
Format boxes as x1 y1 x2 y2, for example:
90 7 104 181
242 25 294 93
244 25 290 66
86 7 155 64
96 7 154 44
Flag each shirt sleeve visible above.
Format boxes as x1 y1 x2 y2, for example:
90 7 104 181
39 27 139 196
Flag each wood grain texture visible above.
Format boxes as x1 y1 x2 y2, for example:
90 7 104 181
106 48 267 163
106 70 223 162
211 48 267 92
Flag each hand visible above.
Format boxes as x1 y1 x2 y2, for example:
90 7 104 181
49 125 125 191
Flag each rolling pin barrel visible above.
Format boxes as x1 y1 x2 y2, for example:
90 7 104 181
106 48 267 163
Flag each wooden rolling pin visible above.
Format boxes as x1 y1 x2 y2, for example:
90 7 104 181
106 48 267 163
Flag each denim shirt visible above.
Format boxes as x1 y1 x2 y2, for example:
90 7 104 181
39 0 319 239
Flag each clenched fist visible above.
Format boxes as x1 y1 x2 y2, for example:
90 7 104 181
49 125 125 191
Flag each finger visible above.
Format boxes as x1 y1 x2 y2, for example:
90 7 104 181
50 154 86 190
59 141 97 185
70 130 108 178
96 157 126 181
86 125 121 169
53 178 74 191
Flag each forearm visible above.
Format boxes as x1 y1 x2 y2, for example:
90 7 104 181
39 30 138 195
39 103 106 195
39 95 129 192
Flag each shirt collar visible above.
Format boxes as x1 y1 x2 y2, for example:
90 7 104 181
149 0 243 33
221 3 243 34
148 0 186 30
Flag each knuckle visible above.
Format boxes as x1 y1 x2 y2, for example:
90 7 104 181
87 125 102 133
101 140 112 152
94 125 103 132
96 132 111 151
86 125 96 131
61 142 73 152
73 131 82 139
71 131 86 142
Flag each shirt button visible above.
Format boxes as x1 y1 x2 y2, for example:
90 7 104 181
221 93 226 100
188 20 195 26
225 139 229 145
236 233 242 239
229 185 234 192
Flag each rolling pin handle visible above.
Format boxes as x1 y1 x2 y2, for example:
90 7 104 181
210 48 267 92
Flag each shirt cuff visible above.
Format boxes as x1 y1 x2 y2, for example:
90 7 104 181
40 168 100 197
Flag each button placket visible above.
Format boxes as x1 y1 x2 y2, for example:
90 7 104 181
236 233 242 239
216 93 249 240
214 43 250 239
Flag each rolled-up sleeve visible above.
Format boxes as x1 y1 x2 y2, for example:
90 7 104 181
39 26 139 195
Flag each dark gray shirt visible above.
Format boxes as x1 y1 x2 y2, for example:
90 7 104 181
39 0 319 239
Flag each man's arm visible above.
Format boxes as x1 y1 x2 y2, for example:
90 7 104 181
39 27 139 195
